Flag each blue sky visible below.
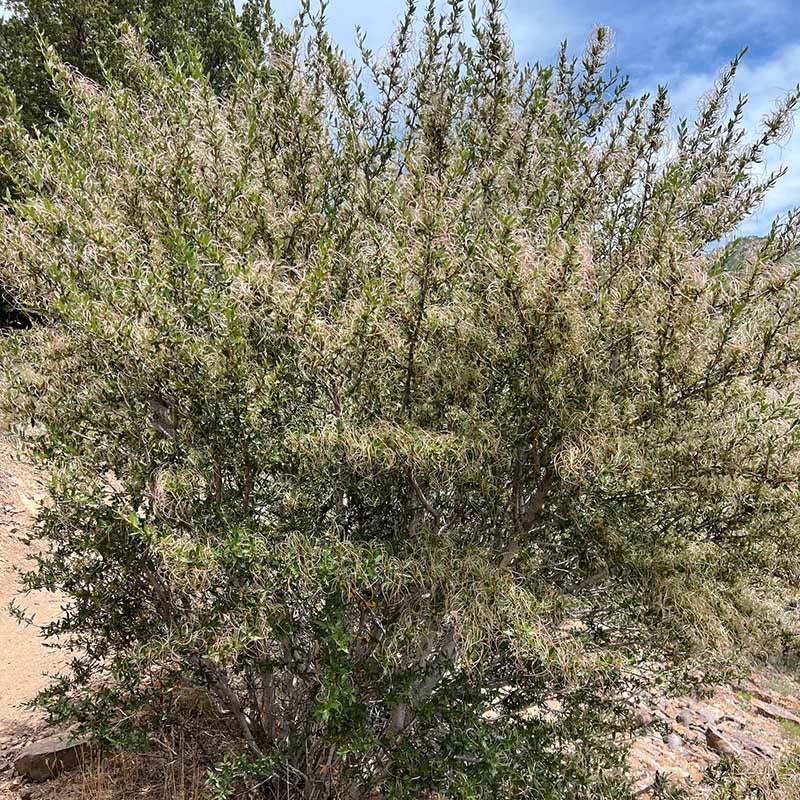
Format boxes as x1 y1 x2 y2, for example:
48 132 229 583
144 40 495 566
264 0 800 236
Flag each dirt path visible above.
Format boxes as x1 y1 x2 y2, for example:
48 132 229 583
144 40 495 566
0 437 64 797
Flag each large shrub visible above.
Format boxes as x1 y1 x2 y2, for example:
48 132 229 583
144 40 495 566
2 3 800 797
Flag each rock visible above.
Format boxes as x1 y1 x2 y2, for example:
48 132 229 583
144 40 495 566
656 764 692 782
634 705 654 726
13 732 90 781
751 699 800 726
676 709 693 727
705 727 741 758
698 707 719 724
739 735 777 759
664 732 683 750
745 686 776 705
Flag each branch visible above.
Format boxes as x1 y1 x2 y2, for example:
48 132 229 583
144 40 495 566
409 468 441 522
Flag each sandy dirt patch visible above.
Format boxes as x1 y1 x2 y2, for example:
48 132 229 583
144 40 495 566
0 437 64 798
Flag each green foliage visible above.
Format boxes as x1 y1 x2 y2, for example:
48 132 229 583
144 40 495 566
0 0 262 328
2 2 800 797
0 0 262 130
779 719 800 739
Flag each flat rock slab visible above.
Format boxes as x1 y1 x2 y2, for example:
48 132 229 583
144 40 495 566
751 699 800 726
705 726 741 758
14 732 90 781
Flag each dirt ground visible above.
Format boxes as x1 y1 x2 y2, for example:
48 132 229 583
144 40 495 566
0 436 64 799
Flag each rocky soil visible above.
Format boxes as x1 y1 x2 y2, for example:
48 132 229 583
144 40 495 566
629 667 800 796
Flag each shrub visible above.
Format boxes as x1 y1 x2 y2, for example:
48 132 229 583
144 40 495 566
0 0 264 327
0 0 264 130
2 2 800 797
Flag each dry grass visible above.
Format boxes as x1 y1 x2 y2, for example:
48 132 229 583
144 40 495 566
70 736 206 800
706 751 800 800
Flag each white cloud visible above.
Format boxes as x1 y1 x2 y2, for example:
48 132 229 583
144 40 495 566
504 1 593 63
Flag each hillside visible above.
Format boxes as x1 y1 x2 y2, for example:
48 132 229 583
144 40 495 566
713 235 800 272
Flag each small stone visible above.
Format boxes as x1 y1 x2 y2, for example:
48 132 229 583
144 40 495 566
634 705 654 726
705 726 741 757
14 732 90 781
676 709 693 727
698 707 719 724
664 732 683 749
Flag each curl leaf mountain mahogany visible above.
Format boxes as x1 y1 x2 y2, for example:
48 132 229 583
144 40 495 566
2 4 800 798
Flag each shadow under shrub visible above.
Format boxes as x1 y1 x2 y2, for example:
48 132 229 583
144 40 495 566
2 2 800 797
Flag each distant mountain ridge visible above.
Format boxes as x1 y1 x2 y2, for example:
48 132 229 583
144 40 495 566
714 235 800 273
